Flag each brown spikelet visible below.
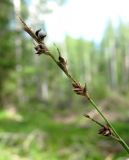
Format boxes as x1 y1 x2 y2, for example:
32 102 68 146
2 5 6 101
72 82 87 96
98 125 112 136
34 44 49 55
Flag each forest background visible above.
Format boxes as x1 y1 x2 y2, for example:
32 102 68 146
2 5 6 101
0 0 129 159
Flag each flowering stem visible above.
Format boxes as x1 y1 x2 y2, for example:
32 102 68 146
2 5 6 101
19 17 129 154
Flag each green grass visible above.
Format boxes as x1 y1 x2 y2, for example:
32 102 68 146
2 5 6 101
0 106 128 159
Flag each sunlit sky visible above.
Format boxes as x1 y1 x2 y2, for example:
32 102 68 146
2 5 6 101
29 0 129 43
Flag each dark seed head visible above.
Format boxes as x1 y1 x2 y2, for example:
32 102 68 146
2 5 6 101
35 29 46 41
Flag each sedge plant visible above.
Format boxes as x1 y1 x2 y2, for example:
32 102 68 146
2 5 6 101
19 17 129 154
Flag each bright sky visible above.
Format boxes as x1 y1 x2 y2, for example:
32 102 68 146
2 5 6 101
29 0 129 43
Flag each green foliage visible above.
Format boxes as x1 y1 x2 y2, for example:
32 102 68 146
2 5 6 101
0 105 128 159
0 107 111 159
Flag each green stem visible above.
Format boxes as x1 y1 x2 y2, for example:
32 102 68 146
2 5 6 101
88 97 129 153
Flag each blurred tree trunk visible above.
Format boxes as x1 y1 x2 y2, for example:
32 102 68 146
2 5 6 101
34 55 49 101
0 0 15 106
108 41 117 88
13 0 25 105
123 44 129 85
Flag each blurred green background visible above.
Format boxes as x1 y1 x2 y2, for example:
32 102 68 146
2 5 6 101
0 0 129 159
